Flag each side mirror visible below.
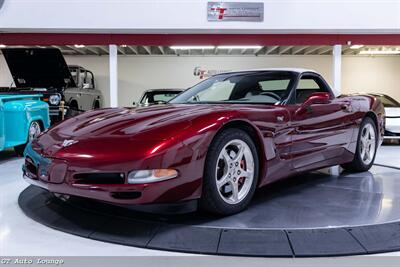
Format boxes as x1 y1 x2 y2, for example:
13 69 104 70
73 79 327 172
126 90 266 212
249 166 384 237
296 92 331 115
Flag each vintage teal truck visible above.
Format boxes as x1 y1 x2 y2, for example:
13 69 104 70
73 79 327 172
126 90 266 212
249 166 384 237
0 94 50 156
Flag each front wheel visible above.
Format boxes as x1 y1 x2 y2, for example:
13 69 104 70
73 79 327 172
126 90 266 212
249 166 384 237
341 117 378 172
200 128 259 215
14 121 42 157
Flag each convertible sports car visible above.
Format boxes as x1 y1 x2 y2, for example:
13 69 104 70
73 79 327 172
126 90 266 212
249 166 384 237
23 69 385 215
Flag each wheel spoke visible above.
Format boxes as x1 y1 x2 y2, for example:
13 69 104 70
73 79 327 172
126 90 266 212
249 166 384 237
217 172 230 189
222 150 232 164
230 181 239 202
232 145 245 162
240 168 253 178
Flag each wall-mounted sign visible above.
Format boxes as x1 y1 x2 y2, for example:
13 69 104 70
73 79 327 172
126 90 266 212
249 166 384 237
194 67 231 79
207 2 264 22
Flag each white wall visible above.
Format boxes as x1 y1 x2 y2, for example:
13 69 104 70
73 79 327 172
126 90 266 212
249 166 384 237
0 0 398 33
1 54 400 107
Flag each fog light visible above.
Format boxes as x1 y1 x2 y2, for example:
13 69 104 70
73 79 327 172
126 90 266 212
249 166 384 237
128 169 178 184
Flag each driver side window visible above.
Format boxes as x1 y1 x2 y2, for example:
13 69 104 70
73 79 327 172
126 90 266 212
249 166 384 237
295 75 329 103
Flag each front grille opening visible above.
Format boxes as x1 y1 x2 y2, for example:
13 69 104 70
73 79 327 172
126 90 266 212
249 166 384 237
111 191 142 200
25 157 38 179
73 173 125 184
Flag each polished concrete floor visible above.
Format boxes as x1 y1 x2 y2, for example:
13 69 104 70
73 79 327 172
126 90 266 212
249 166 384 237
1 145 400 256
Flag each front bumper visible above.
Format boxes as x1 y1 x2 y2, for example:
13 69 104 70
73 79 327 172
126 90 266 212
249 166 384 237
22 143 201 206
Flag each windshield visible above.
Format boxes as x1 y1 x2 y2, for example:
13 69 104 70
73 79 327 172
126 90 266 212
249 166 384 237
170 71 296 104
140 91 182 104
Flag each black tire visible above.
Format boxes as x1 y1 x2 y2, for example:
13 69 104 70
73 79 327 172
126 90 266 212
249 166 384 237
341 117 378 172
66 102 80 118
14 144 26 157
200 128 259 215
93 101 100 109
14 121 42 157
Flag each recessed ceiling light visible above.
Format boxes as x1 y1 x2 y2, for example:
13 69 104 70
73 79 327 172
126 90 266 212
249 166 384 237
350 45 364 49
218 45 263 49
359 50 400 55
74 44 85 48
121 45 127 48
170 46 215 50
0 44 6 48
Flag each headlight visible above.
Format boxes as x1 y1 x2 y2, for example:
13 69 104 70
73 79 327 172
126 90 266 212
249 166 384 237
127 169 178 184
49 94 61 105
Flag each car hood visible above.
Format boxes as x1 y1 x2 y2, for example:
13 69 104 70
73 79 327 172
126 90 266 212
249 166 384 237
34 104 230 157
385 107 400 117
1 48 76 89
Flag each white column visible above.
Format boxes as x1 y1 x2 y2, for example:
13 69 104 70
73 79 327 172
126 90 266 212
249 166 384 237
332 44 342 96
330 44 342 176
109 44 118 108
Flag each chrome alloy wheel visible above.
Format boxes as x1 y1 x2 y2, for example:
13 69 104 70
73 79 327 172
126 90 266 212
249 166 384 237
215 139 255 205
360 123 376 165
28 121 41 141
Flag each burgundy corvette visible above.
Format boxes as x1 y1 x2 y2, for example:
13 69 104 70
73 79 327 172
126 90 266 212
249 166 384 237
23 69 385 215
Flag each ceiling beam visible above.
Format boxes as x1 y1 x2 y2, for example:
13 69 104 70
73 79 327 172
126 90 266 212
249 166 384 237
278 46 294 55
158 46 165 55
317 46 332 55
304 46 325 55
292 46 309 55
142 46 152 55
127 45 138 55
66 45 86 55
85 46 100 55
254 46 265 55
265 46 279 55
118 46 126 55
97 46 109 54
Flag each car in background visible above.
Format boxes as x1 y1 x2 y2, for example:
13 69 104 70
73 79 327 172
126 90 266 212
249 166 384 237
134 89 183 106
0 48 103 124
370 94 400 140
0 94 49 156
23 69 384 215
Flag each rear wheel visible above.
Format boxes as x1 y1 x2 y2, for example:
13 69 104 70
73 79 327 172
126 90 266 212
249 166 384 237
14 121 42 157
200 128 259 215
341 117 378 172
66 101 80 118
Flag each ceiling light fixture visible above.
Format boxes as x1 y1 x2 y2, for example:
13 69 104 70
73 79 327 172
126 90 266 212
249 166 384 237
217 45 263 50
0 44 6 48
350 45 364 49
121 45 127 47
359 50 400 55
170 46 215 50
74 44 85 48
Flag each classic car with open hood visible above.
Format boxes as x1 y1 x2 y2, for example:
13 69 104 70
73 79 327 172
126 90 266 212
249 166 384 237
0 48 103 124
23 69 385 215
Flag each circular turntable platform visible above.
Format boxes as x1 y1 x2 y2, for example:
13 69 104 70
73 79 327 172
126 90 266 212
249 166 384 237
19 165 400 257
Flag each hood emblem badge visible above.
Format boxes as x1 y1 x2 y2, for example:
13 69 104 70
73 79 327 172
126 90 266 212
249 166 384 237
61 140 78 148
277 116 285 122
